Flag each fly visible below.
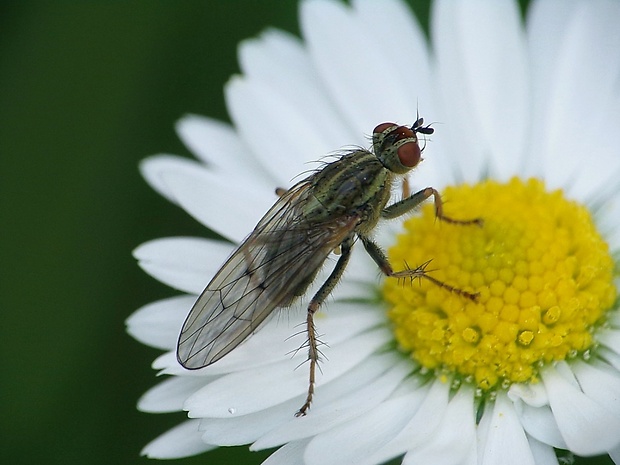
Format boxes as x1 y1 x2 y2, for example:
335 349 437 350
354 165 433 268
177 118 482 416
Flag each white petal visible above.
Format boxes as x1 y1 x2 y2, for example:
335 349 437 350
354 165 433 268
145 155 273 242
262 439 309 465
542 361 620 454
508 381 549 408
352 0 437 117
184 327 391 418
332 245 384 302
402 384 477 465
596 328 620 356
133 237 233 294
432 0 529 182
141 420 215 459
358 379 448 465
599 347 620 374
609 311 620 328
430 2 482 184
304 391 425 465
126 296 193 350
199 399 296 446
573 359 620 406
162 300 385 376
609 442 620 465
140 154 201 205
301 0 422 135
205 354 405 449
527 435 560 465
138 376 212 413
199 356 409 447
239 29 310 89
524 0 579 177
572 360 620 435
527 0 620 199
226 75 341 188
151 300 384 376
152 351 181 373
477 392 536 465
175 114 276 189
340 238 383 282
331 277 378 302
509 381 567 449
511 401 566 449
238 29 357 151
594 198 620 254
253 354 411 449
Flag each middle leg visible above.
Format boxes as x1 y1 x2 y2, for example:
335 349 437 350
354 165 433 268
360 235 478 301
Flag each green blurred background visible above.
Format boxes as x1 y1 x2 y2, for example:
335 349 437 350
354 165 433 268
0 2 299 464
0 1 612 465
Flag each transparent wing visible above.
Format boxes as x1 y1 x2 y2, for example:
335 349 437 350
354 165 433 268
177 180 359 369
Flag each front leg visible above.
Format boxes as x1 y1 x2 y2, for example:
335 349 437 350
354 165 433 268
382 186 483 226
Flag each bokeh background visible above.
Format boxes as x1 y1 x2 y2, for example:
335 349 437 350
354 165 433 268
0 1 612 465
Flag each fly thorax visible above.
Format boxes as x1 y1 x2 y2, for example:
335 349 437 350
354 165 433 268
303 152 391 224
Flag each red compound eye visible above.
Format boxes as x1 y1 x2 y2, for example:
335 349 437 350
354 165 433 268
396 140 421 167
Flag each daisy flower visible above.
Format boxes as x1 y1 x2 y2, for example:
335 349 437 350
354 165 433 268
127 0 620 464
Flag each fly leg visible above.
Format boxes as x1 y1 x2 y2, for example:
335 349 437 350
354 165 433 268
382 186 483 226
295 237 353 417
360 235 478 301
401 176 410 199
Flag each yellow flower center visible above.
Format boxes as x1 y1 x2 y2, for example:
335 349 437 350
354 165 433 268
384 177 616 390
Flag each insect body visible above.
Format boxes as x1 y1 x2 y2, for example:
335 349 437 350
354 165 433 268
177 119 480 416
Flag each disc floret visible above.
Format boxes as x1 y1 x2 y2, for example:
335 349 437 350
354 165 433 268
384 178 616 390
